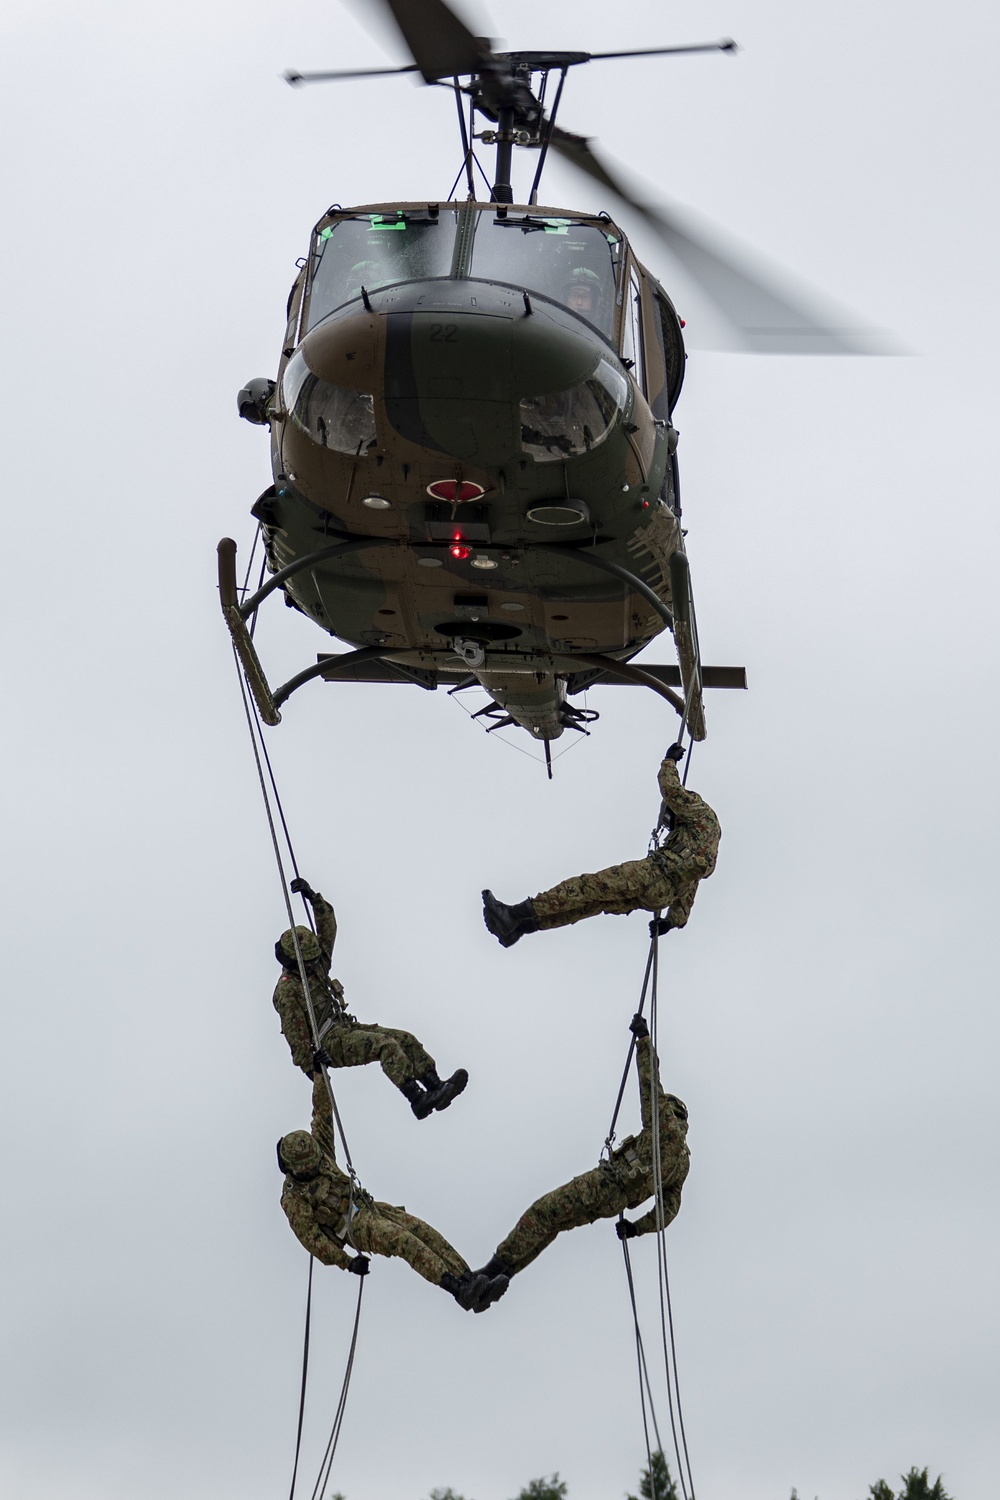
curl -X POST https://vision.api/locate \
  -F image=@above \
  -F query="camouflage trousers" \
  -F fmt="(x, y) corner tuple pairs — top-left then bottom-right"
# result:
(494, 1160), (651, 1276)
(350, 1200), (468, 1286)
(532, 856), (682, 930)
(323, 1022), (435, 1090)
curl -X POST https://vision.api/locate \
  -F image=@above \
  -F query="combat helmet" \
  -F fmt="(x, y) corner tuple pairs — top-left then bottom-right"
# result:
(278, 925), (322, 964)
(277, 1130), (323, 1176)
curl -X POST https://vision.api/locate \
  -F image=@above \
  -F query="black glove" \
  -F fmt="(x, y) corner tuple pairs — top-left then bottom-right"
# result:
(313, 1047), (333, 1070)
(629, 1013), (649, 1040)
(290, 877), (317, 901)
(347, 1254), (370, 1277)
(649, 915), (673, 939)
(616, 1219), (639, 1241)
(665, 742), (686, 763)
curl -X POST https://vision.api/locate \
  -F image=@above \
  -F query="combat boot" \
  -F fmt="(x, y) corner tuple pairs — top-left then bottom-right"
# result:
(473, 1273), (510, 1313)
(440, 1270), (489, 1311)
(400, 1078), (434, 1120)
(470, 1254), (512, 1282)
(482, 890), (539, 948)
(419, 1067), (469, 1113)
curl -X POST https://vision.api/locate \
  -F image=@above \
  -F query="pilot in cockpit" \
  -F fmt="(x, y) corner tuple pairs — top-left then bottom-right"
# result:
(562, 266), (604, 322)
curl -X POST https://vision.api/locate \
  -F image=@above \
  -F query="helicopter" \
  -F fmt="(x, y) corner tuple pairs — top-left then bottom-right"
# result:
(219, 0), (875, 770)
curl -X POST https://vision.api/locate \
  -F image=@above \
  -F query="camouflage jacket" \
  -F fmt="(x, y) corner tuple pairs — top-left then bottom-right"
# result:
(649, 757), (722, 928)
(280, 1073), (356, 1270)
(273, 894), (351, 1074)
(607, 1034), (690, 1235)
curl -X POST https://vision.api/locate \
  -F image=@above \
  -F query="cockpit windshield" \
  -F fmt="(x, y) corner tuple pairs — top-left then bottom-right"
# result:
(304, 210), (460, 331)
(469, 215), (620, 340)
(302, 208), (621, 342)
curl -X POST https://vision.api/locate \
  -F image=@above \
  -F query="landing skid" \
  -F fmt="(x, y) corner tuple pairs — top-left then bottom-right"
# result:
(218, 536), (746, 736)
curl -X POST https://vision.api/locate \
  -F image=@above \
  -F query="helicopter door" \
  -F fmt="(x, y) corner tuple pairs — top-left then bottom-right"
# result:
(620, 261), (646, 394)
(644, 283), (687, 418)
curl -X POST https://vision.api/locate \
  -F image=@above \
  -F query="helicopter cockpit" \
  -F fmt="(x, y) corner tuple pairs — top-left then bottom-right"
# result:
(468, 213), (619, 340)
(302, 206), (621, 344)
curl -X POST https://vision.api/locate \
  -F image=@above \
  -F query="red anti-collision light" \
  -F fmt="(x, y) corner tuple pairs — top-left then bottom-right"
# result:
(450, 543), (472, 560)
(427, 480), (486, 502)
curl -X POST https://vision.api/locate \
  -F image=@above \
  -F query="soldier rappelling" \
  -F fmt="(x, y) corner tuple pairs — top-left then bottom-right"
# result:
(275, 877), (468, 1118)
(481, 744), (721, 947)
(279, 1074), (510, 1312)
(470, 1015), (689, 1288)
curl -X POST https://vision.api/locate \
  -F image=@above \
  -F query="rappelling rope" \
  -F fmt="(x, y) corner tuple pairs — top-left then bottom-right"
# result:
(309, 1270), (365, 1500)
(232, 651), (359, 1175)
(612, 730), (699, 1500)
(231, 648), (367, 1500)
(605, 726), (692, 1146)
(287, 1256), (314, 1500)
(648, 943), (696, 1500)
(621, 1232), (668, 1491)
(612, 926), (695, 1500)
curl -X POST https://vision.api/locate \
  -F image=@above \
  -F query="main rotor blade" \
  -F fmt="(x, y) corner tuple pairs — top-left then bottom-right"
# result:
(373, 0), (489, 82)
(496, 40), (736, 70)
(548, 126), (881, 355)
(586, 39), (737, 63)
(285, 64), (420, 84)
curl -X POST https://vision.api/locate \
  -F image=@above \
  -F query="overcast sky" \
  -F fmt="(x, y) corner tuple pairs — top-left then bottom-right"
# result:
(1, 2), (998, 1499)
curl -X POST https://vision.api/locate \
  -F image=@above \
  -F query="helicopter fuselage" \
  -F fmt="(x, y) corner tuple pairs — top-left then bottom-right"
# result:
(248, 200), (700, 739)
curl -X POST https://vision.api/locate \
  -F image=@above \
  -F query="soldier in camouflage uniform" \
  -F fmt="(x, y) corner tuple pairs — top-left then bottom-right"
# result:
(278, 1073), (509, 1312)
(471, 1015), (689, 1285)
(482, 744), (720, 947)
(275, 877), (467, 1119)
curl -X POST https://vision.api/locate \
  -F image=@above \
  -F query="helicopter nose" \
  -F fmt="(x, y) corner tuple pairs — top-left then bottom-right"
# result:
(382, 286), (599, 463)
(383, 306), (513, 461)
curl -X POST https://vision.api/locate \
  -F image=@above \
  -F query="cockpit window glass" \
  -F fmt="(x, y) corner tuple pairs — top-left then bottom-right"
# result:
(304, 211), (460, 330)
(470, 215), (620, 341)
(621, 265), (645, 394)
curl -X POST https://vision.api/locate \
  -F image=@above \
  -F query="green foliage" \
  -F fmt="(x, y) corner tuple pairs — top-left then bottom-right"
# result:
(429, 1490), (469, 1500)
(898, 1469), (951, 1500)
(512, 1477), (567, 1500)
(865, 1468), (952, 1500)
(626, 1450), (679, 1500)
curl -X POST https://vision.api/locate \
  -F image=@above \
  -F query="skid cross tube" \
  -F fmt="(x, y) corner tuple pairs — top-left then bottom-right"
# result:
(534, 544), (675, 631)
(555, 652), (685, 717)
(238, 536), (396, 619)
(273, 646), (394, 709)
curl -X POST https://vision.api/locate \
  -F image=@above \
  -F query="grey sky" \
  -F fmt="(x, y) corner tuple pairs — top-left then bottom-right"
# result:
(1, 1), (997, 1498)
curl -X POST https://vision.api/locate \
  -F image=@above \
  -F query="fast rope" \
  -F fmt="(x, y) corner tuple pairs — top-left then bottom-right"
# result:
(230, 644), (367, 1499)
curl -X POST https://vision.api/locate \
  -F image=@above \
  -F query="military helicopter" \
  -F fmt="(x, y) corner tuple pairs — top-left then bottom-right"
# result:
(220, 0), (874, 769)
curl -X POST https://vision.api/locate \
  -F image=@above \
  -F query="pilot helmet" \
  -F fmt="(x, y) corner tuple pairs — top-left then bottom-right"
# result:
(562, 266), (603, 316)
(346, 259), (379, 298)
